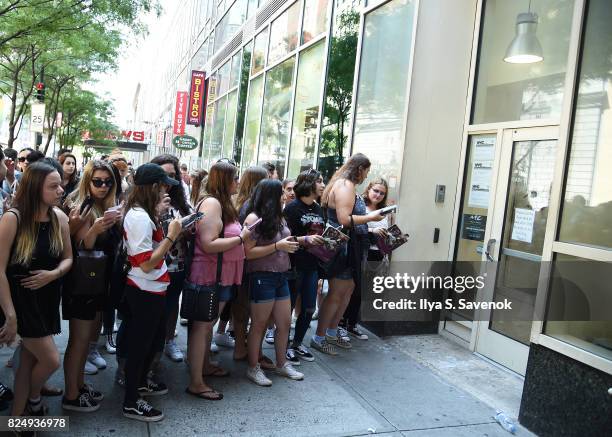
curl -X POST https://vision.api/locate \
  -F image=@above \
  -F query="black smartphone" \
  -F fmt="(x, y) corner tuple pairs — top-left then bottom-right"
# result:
(79, 197), (95, 215)
(181, 212), (204, 229)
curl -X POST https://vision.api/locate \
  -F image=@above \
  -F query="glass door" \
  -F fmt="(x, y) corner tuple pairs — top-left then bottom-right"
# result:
(475, 126), (559, 375)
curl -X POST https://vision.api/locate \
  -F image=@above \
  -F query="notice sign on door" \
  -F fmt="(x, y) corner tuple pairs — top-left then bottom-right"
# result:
(468, 137), (495, 209)
(461, 214), (487, 241)
(511, 208), (535, 243)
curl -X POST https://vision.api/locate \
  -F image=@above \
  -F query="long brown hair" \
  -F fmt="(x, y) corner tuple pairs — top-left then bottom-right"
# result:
(11, 162), (63, 266)
(362, 178), (388, 208)
(58, 152), (78, 187)
(125, 183), (162, 225)
(205, 161), (238, 224)
(321, 153), (371, 207)
(190, 169), (208, 206)
(235, 165), (268, 212)
(65, 160), (116, 219)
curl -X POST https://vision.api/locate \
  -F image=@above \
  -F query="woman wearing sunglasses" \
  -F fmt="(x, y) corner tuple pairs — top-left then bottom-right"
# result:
(61, 160), (121, 412)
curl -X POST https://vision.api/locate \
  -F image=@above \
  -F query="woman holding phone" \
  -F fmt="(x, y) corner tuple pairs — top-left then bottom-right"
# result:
(186, 160), (248, 400)
(121, 163), (181, 421)
(0, 161), (73, 417)
(62, 160), (121, 412)
(243, 179), (302, 386)
(310, 154), (384, 356)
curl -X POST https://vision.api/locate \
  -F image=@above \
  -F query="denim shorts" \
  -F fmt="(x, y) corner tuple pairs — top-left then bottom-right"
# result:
(217, 285), (235, 303)
(249, 272), (290, 304)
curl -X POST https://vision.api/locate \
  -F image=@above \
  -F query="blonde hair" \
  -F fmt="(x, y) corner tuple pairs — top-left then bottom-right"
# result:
(11, 162), (63, 266)
(66, 160), (116, 219)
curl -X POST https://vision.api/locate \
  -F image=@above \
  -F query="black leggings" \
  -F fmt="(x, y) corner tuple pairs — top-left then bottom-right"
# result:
(123, 286), (166, 405)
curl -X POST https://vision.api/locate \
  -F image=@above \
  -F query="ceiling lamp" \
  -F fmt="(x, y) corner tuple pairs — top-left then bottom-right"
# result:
(504, 1), (544, 64)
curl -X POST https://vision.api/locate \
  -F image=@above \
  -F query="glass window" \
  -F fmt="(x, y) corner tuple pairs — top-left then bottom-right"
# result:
(268, 1), (301, 64)
(352, 0), (416, 201)
(318, 8), (359, 181)
(288, 41), (326, 177)
(252, 28), (268, 75)
(472, 0), (575, 124)
(247, 0), (258, 19)
(218, 60), (231, 96)
(302, 0), (329, 44)
(230, 52), (241, 89)
(202, 102), (215, 158)
(558, 0), (612, 250)
(210, 95), (228, 162)
(192, 38), (209, 70)
(241, 75), (264, 169)
(258, 56), (296, 177)
(544, 254), (612, 361)
(234, 42), (252, 166)
(214, 0), (247, 53)
(222, 90), (238, 158)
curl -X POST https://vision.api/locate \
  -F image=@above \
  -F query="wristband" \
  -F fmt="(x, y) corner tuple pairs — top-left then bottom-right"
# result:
(304, 236), (309, 246)
(165, 236), (175, 245)
(274, 242), (278, 251)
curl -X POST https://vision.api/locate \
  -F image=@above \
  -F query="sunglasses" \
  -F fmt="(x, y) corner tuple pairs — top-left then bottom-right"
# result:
(371, 188), (386, 196)
(91, 178), (114, 188)
(17, 157), (27, 162)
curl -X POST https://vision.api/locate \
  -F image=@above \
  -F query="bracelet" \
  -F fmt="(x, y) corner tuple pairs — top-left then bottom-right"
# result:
(274, 242), (277, 251)
(304, 235), (309, 246)
(165, 236), (175, 245)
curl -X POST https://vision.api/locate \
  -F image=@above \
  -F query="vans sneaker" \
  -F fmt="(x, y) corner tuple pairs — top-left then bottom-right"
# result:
(275, 362), (304, 381)
(80, 383), (104, 402)
(62, 392), (100, 413)
(264, 328), (275, 344)
(138, 380), (168, 397)
(285, 348), (300, 366)
(310, 338), (338, 356)
(293, 345), (315, 362)
(123, 399), (163, 422)
(347, 325), (369, 340)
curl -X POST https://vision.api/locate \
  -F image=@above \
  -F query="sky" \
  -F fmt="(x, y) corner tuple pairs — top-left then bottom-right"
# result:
(90, 0), (177, 128)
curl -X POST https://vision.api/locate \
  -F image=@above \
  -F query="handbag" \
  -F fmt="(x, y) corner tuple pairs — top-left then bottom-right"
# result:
(69, 246), (108, 296)
(180, 228), (223, 322)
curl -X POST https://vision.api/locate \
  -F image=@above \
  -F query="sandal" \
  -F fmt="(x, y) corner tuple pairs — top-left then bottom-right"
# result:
(185, 387), (223, 401)
(203, 365), (230, 377)
(41, 386), (63, 397)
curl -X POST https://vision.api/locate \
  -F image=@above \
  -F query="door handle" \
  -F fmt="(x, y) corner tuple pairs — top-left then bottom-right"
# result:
(485, 238), (497, 262)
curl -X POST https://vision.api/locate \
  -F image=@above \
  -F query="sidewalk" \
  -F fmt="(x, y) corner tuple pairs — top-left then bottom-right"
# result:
(0, 323), (535, 436)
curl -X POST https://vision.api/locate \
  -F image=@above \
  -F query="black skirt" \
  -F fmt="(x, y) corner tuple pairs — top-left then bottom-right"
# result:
(10, 278), (61, 338)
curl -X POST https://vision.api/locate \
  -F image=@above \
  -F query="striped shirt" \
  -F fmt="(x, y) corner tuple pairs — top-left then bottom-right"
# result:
(124, 207), (170, 294)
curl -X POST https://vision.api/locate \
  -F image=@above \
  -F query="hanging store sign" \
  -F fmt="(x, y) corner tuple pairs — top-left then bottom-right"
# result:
(172, 135), (198, 151)
(187, 71), (206, 126)
(173, 91), (188, 135)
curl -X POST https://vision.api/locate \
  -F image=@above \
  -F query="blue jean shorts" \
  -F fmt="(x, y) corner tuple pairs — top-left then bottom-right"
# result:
(217, 285), (235, 302)
(249, 272), (290, 304)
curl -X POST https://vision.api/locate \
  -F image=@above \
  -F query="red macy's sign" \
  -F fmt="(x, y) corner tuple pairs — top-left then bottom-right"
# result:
(187, 71), (206, 126)
(173, 91), (188, 135)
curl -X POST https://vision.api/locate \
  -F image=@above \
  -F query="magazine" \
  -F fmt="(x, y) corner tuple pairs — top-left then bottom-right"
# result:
(306, 224), (350, 262)
(376, 224), (409, 255)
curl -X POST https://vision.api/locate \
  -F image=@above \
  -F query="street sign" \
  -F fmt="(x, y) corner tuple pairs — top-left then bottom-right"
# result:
(31, 103), (45, 133)
(172, 135), (198, 151)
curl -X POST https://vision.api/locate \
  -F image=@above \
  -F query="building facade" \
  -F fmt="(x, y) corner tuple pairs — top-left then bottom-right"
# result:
(132, 0), (611, 434)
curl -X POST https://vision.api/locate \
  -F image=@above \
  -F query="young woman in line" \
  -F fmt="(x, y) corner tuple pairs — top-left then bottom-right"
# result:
(189, 169), (208, 206)
(58, 153), (79, 203)
(232, 165), (270, 362)
(0, 161), (73, 416)
(150, 154), (193, 364)
(340, 178), (391, 340)
(310, 154), (383, 355)
(121, 163), (182, 422)
(62, 160), (122, 412)
(186, 161), (248, 399)
(243, 179), (303, 386)
(283, 169), (326, 364)
(281, 178), (296, 207)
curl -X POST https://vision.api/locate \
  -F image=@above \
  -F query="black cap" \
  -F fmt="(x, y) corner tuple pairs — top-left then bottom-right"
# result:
(134, 163), (180, 186)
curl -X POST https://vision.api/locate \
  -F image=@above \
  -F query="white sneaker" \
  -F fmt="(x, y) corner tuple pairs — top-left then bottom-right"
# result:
(246, 364), (272, 387)
(87, 345), (107, 369)
(84, 360), (98, 375)
(179, 318), (188, 326)
(276, 362), (304, 381)
(164, 340), (184, 362)
(214, 332), (235, 348)
(210, 341), (219, 353)
(290, 316), (297, 329)
(338, 327), (351, 342)
(105, 336), (116, 354)
(264, 328), (275, 344)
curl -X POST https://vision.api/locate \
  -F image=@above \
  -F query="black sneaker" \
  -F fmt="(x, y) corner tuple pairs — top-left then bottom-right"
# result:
(285, 348), (301, 366)
(26, 399), (48, 416)
(138, 380), (168, 396)
(293, 345), (315, 362)
(123, 399), (164, 422)
(80, 383), (104, 402)
(0, 381), (14, 402)
(62, 392), (100, 412)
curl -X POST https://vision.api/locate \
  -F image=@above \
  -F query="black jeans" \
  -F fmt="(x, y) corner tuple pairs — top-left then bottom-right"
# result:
(343, 249), (381, 327)
(123, 285), (166, 405)
(290, 270), (318, 347)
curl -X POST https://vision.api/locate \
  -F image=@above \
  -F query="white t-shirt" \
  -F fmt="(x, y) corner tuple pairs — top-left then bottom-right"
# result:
(124, 207), (170, 294)
(366, 205), (389, 251)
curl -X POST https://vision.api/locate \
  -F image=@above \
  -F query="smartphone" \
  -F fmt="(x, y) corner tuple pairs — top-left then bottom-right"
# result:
(376, 205), (397, 216)
(79, 197), (94, 215)
(181, 212), (204, 229)
(104, 209), (119, 221)
(246, 217), (262, 231)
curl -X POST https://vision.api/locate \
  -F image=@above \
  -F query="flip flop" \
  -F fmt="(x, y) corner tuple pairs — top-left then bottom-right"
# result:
(185, 388), (223, 401)
(41, 386), (63, 397)
(203, 365), (230, 377)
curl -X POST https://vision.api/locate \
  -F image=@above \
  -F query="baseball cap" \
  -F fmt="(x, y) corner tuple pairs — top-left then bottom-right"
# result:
(134, 163), (180, 186)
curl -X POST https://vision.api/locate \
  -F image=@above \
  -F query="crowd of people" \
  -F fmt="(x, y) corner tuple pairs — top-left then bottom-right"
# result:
(0, 146), (392, 423)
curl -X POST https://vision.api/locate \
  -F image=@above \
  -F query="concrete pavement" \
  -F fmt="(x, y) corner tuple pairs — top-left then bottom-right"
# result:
(0, 322), (535, 436)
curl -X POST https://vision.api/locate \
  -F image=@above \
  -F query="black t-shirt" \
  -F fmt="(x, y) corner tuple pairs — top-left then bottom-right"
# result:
(283, 198), (325, 271)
